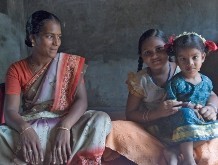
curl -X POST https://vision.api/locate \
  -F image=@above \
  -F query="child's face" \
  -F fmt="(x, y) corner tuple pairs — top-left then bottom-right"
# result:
(140, 36), (168, 70)
(176, 48), (205, 77)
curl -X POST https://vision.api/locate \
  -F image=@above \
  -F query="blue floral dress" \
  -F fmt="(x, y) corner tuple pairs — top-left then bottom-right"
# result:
(145, 72), (218, 146)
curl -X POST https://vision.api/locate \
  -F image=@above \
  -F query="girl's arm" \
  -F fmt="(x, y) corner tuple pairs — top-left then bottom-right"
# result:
(125, 93), (145, 123)
(126, 93), (182, 123)
(207, 91), (218, 109)
(199, 91), (218, 121)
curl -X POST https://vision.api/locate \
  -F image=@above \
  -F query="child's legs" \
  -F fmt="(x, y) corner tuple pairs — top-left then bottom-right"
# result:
(180, 142), (196, 165)
(163, 146), (180, 165)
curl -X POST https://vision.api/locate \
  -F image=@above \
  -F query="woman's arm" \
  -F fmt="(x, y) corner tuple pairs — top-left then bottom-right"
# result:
(4, 94), (43, 164)
(58, 78), (88, 129)
(4, 94), (30, 132)
(50, 78), (88, 164)
(126, 93), (182, 123)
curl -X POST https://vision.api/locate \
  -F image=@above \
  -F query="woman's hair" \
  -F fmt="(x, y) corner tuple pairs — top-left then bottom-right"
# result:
(137, 29), (167, 72)
(25, 10), (61, 47)
(168, 34), (207, 57)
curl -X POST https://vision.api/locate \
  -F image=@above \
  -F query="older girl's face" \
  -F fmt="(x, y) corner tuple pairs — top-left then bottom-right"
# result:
(140, 36), (168, 70)
(32, 20), (62, 58)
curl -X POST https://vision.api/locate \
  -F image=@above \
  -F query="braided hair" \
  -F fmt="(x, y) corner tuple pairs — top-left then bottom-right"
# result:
(137, 29), (167, 72)
(25, 10), (61, 47)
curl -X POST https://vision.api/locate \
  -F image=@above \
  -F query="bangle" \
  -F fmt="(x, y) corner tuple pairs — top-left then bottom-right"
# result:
(20, 126), (32, 135)
(143, 110), (150, 122)
(57, 126), (70, 131)
(146, 110), (150, 122)
(187, 101), (191, 107)
(143, 111), (146, 121)
(207, 103), (218, 113)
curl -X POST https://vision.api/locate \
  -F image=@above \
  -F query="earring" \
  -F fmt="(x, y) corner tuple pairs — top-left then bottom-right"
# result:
(31, 41), (35, 47)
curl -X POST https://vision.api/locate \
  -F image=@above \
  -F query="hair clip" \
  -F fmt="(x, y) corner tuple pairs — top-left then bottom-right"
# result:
(175, 32), (206, 43)
(205, 40), (218, 51)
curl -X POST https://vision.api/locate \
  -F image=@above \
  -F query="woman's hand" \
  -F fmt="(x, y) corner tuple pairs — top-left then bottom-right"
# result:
(199, 105), (217, 121)
(49, 128), (71, 164)
(47, 79), (86, 164)
(158, 100), (182, 118)
(20, 127), (44, 164)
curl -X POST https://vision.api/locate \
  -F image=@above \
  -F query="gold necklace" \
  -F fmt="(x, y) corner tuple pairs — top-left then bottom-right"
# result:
(149, 63), (171, 88)
(29, 56), (38, 73)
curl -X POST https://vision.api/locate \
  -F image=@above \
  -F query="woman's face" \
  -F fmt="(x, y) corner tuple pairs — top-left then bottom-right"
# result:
(176, 47), (205, 77)
(32, 20), (62, 58)
(140, 36), (168, 70)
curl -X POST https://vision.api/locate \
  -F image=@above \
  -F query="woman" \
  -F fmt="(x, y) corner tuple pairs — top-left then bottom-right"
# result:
(0, 10), (111, 165)
(104, 29), (218, 165)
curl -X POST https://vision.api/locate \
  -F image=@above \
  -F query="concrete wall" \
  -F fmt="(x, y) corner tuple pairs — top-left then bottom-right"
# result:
(1, 0), (218, 110)
(0, 0), (26, 82)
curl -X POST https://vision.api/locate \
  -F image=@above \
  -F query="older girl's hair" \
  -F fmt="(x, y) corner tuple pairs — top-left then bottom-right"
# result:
(137, 29), (167, 72)
(25, 10), (61, 47)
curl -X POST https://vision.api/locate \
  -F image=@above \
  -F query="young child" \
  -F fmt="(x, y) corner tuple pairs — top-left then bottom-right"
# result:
(165, 32), (218, 165)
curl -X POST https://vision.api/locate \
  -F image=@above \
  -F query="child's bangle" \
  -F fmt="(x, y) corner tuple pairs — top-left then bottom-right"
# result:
(207, 103), (218, 113)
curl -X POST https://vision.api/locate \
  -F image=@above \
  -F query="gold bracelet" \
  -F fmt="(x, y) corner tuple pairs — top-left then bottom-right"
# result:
(20, 126), (32, 135)
(57, 126), (70, 131)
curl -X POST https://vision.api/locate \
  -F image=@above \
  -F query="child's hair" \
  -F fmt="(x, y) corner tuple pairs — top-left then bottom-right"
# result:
(137, 29), (167, 72)
(167, 33), (207, 57)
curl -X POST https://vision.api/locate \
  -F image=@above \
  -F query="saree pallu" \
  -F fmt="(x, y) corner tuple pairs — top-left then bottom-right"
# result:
(0, 53), (111, 165)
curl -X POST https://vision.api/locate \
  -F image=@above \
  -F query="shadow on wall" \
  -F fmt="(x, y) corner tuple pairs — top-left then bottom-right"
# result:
(0, 13), (21, 83)
(201, 50), (218, 95)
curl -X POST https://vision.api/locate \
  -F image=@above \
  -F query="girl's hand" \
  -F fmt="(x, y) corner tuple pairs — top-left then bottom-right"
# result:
(194, 104), (203, 110)
(20, 127), (44, 164)
(199, 105), (217, 121)
(158, 100), (182, 118)
(49, 127), (71, 164)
